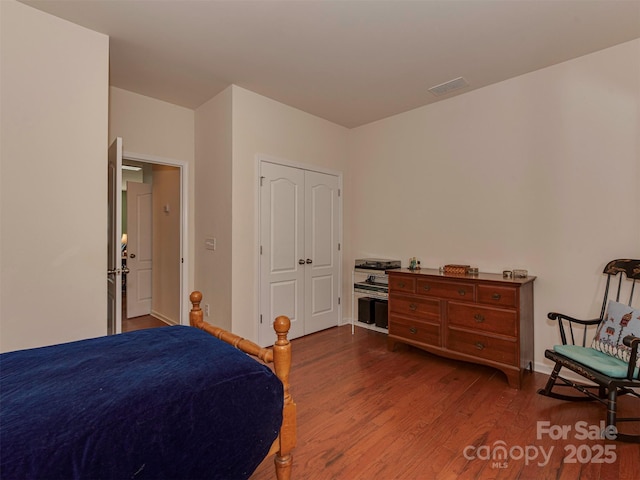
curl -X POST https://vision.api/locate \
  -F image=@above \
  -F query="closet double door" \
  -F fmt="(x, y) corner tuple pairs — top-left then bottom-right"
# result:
(259, 161), (340, 344)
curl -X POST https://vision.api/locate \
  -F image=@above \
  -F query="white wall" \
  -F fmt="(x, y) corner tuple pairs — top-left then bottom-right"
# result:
(347, 39), (640, 373)
(109, 87), (195, 163)
(194, 87), (233, 331)
(0, 1), (109, 352)
(109, 87), (195, 322)
(151, 165), (182, 324)
(231, 86), (349, 341)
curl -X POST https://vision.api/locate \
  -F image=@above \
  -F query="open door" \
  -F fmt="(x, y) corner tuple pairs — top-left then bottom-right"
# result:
(107, 137), (123, 335)
(126, 181), (153, 318)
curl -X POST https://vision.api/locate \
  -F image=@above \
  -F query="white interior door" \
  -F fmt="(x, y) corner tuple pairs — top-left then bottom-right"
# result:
(107, 137), (123, 335)
(259, 161), (340, 344)
(304, 171), (340, 334)
(260, 163), (305, 342)
(126, 181), (153, 318)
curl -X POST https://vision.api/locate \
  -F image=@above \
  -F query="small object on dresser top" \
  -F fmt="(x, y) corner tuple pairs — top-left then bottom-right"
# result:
(503, 270), (513, 278)
(443, 264), (470, 274)
(513, 269), (528, 278)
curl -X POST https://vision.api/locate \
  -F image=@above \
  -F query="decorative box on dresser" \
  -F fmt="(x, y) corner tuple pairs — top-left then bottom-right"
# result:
(387, 269), (535, 389)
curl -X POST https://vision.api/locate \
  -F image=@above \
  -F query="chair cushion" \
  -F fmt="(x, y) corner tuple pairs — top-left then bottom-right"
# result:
(590, 300), (640, 368)
(554, 344), (639, 378)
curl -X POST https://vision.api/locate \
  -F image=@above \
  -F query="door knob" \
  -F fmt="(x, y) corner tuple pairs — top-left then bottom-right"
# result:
(129, 253), (136, 259)
(298, 259), (305, 265)
(306, 259), (312, 264)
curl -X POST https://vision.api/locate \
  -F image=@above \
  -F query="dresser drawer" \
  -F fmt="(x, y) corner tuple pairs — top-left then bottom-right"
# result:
(446, 329), (518, 365)
(416, 278), (475, 301)
(389, 294), (440, 321)
(388, 275), (416, 293)
(477, 284), (517, 308)
(389, 316), (440, 346)
(448, 302), (517, 337)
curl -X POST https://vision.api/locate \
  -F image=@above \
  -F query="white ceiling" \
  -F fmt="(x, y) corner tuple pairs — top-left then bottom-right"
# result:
(21, 0), (640, 128)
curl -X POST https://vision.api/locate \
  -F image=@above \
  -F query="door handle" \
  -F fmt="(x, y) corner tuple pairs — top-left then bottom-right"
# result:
(107, 268), (120, 275)
(121, 266), (130, 275)
(298, 259), (305, 265)
(129, 253), (136, 259)
(306, 259), (312, 264)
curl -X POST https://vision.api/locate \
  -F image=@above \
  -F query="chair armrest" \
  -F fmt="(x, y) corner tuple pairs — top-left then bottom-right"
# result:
(623, 335), (639, 380)
(547, 312), (601, 326)
(547, 312), (601, 346)
(623, 335), (640, 349)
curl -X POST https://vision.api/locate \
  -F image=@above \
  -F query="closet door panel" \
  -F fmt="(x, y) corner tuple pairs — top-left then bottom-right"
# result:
(260, 163), (305, 342)
(304, 171), (340, 334)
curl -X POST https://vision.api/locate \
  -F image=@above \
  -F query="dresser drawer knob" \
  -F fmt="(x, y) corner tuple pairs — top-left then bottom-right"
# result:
(473, 313), (485, 323)
(398, 281), (405, 288)
(458, 289), (466, 296)
(409, 327), (418, 334)
(422, 284), (431, 291)
(492, 293), (502, 300)
(475, 342), (485, 350)
(409, 303), (417, 311)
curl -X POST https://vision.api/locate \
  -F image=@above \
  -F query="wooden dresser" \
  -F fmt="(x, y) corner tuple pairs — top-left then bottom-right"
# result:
(387, 268), (535, 388)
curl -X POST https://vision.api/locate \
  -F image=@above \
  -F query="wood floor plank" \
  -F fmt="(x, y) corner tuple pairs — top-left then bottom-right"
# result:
(250, 325), (639, 480)
(122, 314), (168, 332)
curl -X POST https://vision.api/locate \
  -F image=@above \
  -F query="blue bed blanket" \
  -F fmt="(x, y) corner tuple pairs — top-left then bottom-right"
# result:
(0, 326), (283, 479)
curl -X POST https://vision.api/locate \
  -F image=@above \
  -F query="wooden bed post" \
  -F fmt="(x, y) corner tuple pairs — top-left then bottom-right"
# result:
(189, 292), (296, 480)
(189, 291), (203, 328)
(272, 315), (296, 480)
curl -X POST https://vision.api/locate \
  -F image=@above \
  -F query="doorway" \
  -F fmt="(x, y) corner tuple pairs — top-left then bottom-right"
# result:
(121, 153), (188, 330)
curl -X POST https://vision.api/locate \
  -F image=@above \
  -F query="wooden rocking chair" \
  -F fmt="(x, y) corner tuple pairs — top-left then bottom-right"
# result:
(538, 259), (640, 443)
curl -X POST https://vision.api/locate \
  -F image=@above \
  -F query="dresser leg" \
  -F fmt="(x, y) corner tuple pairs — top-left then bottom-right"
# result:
(504, 369), (523, 389)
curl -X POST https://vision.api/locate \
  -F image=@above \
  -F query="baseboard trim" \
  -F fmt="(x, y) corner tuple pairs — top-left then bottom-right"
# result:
(151, 310), (177, 326)
(534, 360), (598, 385)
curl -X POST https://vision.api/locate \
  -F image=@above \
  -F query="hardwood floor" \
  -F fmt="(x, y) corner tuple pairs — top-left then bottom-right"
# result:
(251, 325), (639, 480)
(122, 314), (168, 332)
(121, 290), (168, 332)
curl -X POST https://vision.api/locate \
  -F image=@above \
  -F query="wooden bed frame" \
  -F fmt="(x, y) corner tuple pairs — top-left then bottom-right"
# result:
(189, 291), (296, 480)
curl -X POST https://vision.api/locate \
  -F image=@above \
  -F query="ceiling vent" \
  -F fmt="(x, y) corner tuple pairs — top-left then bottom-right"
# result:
(428, 77), (469, 96)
